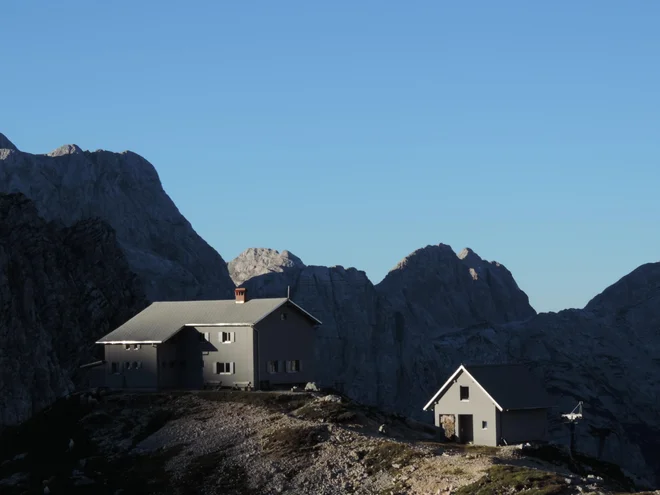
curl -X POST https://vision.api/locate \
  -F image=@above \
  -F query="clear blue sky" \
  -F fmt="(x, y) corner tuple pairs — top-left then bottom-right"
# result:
(2, 1), (659, 313)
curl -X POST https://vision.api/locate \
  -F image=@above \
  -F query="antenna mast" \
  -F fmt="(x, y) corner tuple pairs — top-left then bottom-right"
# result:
(561, 401), (584, 457)
(287, 285), (290, 299)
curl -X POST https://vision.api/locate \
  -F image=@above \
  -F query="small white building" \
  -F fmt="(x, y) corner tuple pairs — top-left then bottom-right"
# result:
(423, 364), (552, 446)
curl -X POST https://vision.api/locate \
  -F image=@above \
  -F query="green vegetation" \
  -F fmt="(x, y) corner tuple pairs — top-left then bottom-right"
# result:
(454, 465), (571, 495)
(520, 444), (636, 492)
(362, 441), (422, 475)
(292, 400), (357, 423)
(263, 425), (329, 458)
(444, 466), (467, 476)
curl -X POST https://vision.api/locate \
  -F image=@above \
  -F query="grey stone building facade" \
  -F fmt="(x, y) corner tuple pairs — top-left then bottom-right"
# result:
(423, 364), (552, 446)
(96, 288), (321, 390)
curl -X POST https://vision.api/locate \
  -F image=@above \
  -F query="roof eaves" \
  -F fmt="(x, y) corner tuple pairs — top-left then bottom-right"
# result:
(249, 299), (288, 326)
(250, 298), (323, 327)
(422, 365), (465, 411)
(95, 340), (163, 344)
(185, 323), (254, 327)
(422, 364), (505, 412)
(462, 367), (504, 412)
(287, 299), (323, 325)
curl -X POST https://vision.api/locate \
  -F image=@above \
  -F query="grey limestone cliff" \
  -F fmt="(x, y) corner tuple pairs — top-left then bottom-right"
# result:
(0, 192), (147, 426)
(228, 245), (536, 415)
(230, 246), (660, 487)
(0, 134), (234, 302)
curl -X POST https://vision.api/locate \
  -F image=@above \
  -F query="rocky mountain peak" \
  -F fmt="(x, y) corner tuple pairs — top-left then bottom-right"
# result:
(47, 144), (83, 157)
(0, 132), (18, 151)
(228, 248), (306, 286)
(0, 137), (235, 302)
(376, 243), (536, 330)
(584, 261), (660, 315)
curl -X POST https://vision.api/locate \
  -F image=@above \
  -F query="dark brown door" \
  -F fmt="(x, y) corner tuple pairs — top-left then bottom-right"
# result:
(458, 414), (474, 443)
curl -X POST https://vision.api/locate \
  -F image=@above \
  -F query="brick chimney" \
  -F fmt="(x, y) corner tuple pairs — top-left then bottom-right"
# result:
(235, 287), (247, 304)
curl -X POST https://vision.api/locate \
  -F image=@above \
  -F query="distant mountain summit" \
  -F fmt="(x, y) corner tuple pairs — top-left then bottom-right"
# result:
(0, 133), (235, 301)
(0, 132), (18, 151)
(376, 243), (536, 330)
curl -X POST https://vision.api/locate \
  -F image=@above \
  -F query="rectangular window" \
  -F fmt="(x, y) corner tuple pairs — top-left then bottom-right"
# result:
(220, 331), (234, 343)
(125, 362), (131, 370)
(215, 362), (233, 374)
(111, 362), (118, 374)
(201, 360), (205, 368)
(125, 344), (130, 350)
(268, 360), (279, 373)
(482, 421), (488, 429)
(136, 361), (143, 369)
(286, 360), (300, 373)
(460, 386), (470, 401)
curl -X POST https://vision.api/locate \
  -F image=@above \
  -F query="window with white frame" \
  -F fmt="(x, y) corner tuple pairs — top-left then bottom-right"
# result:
(460, 386), (470, 401)
(111, 362), (119, 374)
(215, 362), (234, 374)
(268, 360), (279, 373)
(286, 360), (301, 373)
(220, 331), (234, 343)
(482, 421), (488, 429)
(202, 332), (210, 342)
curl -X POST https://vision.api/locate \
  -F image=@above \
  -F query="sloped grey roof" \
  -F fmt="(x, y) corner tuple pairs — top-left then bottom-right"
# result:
(465, 364), (552, 410)
(96, 297), (318, 343)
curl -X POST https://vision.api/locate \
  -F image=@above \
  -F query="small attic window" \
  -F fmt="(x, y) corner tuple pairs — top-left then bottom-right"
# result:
(460, 386), (470, 401)
(281, 312), (287, 321)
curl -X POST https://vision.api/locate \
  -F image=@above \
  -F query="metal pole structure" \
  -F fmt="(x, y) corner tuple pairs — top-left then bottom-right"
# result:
(562, 401), (583, 459)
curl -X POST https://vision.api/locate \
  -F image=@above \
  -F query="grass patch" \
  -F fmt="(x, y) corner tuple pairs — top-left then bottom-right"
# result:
(454, 465), (571, 495)
(444, 466), (467, 476)
(362, 441), (422, 475)
(199, 390), (314, 413)
(520, 444), (636, 492)
(263, 425), (329, 458)
(292, 400), (357, 424)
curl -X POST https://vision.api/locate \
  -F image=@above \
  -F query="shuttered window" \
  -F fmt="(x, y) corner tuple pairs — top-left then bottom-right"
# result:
(215, 362), (234, 374)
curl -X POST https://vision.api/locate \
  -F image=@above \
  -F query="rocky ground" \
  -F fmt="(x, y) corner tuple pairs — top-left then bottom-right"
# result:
(0, 389), (656, 495)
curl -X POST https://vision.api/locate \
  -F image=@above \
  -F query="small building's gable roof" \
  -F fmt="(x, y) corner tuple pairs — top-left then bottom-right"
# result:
(96, 297), (321, 344)
(423, 364), (551, 412)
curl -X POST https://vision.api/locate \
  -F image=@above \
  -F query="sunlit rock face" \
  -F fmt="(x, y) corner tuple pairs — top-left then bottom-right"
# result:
(0, 134), (235, 302)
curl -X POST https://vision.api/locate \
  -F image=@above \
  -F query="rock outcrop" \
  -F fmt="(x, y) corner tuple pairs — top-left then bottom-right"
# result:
(0, 193), (147, 425)
(0, 134), (234, 302)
